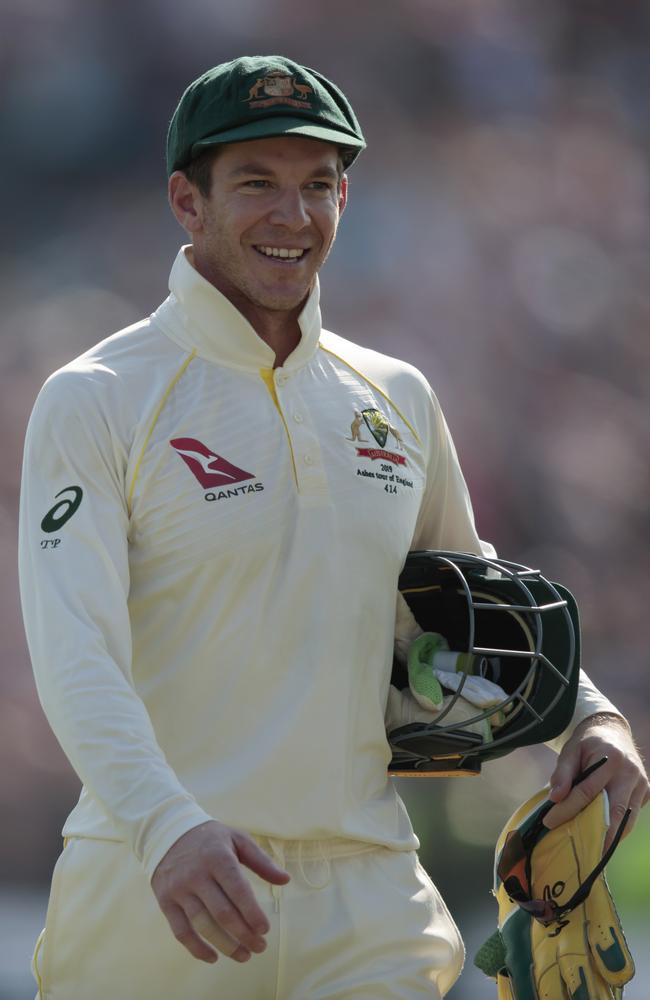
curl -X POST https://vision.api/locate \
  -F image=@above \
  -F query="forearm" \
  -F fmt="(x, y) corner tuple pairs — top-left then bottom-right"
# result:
(545, 669), (625, 755)
(30, 631), (214, 877)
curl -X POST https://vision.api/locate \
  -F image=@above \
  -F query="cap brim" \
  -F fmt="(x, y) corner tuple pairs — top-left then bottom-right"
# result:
(191, 115), (365, 164)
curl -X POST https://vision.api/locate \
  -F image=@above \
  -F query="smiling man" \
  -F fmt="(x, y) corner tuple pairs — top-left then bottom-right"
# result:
(19, 55), (648, 1000)
(169, 134), (347, 364)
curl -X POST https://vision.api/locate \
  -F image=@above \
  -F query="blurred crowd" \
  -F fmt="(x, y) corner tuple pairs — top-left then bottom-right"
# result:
(1, 0), (648, 905)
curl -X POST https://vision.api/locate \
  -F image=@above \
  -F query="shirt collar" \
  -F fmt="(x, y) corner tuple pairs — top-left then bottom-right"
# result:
(152, 245), (322, 372)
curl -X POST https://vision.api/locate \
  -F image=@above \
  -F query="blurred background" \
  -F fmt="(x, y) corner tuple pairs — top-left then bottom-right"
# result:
(1, 0), (649, 996)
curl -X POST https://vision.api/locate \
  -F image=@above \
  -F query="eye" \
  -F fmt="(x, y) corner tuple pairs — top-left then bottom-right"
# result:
(307, 181), (334, 191)
(243, 179), (271, 189)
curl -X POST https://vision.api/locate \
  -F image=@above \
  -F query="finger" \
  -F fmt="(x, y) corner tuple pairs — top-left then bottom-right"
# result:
(234, 833), (291, 886)
(163, 901), (218, 964)
(536, 959), (568, 999)
(549, 751), (612, 804)
(548, 752), (578, 803)
(496, 971), (515, 1000)
(585, 880), (635, 988)
(559, 954), (612, 1000)
(603, 805), (636, 854)
(197, 881), (267, 955)
(189, 906), (251, 963)
(210, 849), (276, 935)
(603, 782), (647, 852)
(547, 742), (592, 803)
(543, 770), (610, 830)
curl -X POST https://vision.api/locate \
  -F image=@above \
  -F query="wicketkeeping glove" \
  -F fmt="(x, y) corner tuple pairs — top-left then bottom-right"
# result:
(475, 767), (634, 999)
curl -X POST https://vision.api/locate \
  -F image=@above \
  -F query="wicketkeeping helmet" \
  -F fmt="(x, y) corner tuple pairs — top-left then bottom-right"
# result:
(388, 550), (580, 776)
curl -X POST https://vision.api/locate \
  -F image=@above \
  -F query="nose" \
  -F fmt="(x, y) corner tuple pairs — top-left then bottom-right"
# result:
(266, 186), (310, 231)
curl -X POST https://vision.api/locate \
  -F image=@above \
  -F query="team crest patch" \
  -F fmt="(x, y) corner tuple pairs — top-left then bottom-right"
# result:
(244, 70), (313, 109)
(347, 409), (406, 466)
(362, 408), (389, 447)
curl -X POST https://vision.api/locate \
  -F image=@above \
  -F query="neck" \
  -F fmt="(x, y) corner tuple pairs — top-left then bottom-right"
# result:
(234, 300), (303, 369)
(191, 252), (304, 369)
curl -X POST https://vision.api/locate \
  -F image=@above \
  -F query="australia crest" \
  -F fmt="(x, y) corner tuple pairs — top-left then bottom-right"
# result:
(348, 408), (406, 465)
(244, 70), (313, 109)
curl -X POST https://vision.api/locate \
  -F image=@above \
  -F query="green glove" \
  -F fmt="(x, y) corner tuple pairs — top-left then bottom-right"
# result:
(407, 632), (447, 709)
(475, 779), (635, 999)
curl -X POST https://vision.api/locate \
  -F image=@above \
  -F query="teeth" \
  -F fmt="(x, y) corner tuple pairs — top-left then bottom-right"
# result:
(256, 245), (305, 259)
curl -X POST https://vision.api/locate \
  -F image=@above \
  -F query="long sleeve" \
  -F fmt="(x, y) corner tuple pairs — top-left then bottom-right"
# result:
(18, 371), (213, 880)
(409, 384), (495, 559)
(400, 383), (624, 752)
(544, 670), (623, 754)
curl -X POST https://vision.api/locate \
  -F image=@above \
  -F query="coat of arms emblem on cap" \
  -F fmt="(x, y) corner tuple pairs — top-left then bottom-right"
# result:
(244, 70), (313, 109)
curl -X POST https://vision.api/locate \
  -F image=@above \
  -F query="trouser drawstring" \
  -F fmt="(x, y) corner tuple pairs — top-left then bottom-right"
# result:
(267, 838), (286, 912)
(296, 839), (332, 890)
(265, 837), (333, 910)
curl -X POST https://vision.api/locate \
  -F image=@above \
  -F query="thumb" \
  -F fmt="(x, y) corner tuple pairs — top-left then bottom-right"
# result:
(233, 833), (291, 885)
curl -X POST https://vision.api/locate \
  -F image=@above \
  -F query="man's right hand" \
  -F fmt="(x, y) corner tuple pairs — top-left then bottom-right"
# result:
(150, 819), (290, 964)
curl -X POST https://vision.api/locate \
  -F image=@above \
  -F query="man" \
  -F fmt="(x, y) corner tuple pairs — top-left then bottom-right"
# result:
(19, 55), (648, 999)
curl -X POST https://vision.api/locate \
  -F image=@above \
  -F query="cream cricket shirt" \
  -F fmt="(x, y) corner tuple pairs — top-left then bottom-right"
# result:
(19, 247), (617, 881)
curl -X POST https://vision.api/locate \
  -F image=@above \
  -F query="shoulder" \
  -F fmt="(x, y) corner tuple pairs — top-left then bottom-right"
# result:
(31, 315), (187, 426)
(318, 329), (432, 399)
(318, 330), (439, 430)
(317, 330), (449, 450)
(43, 315), (186, 395)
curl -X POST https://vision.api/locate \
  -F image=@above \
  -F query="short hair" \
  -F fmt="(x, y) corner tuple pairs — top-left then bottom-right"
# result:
(182, 148), (219, 198)
(182, 146), (346, 198)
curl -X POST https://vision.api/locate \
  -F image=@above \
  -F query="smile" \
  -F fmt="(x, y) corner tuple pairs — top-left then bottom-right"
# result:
(253, 245), (309, 262)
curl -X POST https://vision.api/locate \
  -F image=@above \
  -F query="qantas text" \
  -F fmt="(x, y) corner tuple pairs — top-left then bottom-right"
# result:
(204, 483), (265, 502)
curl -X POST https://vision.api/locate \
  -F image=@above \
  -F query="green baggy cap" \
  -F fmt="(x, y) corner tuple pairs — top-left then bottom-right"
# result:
(167, 55), (366, 176)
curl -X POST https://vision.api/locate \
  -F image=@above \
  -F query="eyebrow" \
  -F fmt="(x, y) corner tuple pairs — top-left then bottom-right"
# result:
(229, 162), (339, 181)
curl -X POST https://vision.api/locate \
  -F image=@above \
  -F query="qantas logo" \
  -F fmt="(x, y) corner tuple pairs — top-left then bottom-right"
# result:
(170, 438), (257, 489)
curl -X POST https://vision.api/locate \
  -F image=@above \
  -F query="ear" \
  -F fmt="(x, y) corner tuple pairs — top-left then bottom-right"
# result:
(338, 174), (348, 216)
(168, 171), (205, 234)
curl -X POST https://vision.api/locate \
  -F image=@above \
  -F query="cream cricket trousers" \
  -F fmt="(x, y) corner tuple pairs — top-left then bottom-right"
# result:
(32, 835), (464, 999)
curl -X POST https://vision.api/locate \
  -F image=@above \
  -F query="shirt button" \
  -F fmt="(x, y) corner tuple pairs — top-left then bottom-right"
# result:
(293, 412), (304, 424)
(276, 373), (288, 385)
(303, 454), (313, 465)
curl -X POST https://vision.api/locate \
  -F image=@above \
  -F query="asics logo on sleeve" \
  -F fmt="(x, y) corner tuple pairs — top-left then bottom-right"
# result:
(170, 437), (256, 489)
(41, 486), (83, 533)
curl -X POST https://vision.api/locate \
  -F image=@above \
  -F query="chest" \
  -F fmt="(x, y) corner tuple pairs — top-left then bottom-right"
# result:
(127, 359), (427, 571)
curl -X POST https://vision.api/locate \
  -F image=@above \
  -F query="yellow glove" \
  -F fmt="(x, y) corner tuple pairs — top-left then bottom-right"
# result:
(475, 776), (635, 999)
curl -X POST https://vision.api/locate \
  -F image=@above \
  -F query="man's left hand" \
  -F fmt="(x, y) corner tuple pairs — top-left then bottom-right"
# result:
(544, 713), (650, 851)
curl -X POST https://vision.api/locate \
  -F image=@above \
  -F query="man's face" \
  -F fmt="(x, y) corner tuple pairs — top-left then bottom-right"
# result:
(190, 136), (347, 314)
